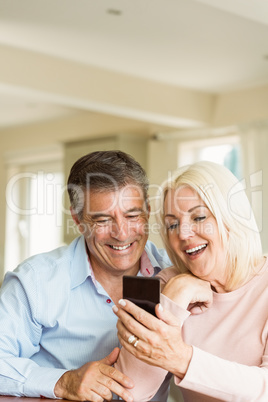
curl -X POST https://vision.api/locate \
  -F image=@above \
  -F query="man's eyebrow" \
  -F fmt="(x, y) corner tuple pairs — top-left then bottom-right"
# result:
(125, 207), (144, 213)
(86, 213), (111, 220)
(86, 208), (145, 219)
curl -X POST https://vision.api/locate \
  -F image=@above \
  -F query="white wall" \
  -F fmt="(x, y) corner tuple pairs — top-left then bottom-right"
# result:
(0, 111), (160, 279)
(2, 85), (268, 279)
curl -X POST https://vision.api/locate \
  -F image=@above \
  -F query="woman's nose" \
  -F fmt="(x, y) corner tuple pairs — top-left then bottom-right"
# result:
(178, 222), (195, 240)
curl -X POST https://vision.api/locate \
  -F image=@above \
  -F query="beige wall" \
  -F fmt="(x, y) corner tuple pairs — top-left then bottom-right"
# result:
(0, 110), (173, 279)
(1, 51), (268, 279)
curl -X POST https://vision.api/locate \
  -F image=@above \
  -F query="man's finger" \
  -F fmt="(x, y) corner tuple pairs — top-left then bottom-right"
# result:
(99, 362), (134, 389)
(100, 347), (120, 366)
(100, 347), (134, 388)
(99, 364), (134, 402)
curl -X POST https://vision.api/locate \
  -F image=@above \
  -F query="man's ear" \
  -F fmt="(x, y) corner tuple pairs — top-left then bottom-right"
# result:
(70, 208), (85, 234)
(147, 201), (151, 218)
(70, 207), (80, 226)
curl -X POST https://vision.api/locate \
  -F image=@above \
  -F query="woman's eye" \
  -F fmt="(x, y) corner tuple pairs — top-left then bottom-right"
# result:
(194, 215), (206, 222)
(167, 222), (179, 231)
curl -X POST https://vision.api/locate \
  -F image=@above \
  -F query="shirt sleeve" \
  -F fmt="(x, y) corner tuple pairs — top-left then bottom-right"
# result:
(176, 345), (268, 401)
(0, 265), (66, 398)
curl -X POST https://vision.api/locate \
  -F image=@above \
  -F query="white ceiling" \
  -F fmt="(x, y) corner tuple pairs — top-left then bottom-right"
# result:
(1, 0), (268, 128)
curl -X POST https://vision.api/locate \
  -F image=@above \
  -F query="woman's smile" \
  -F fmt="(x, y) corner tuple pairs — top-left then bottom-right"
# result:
(164, 186), (227, 287)
(184, 243), (208, 257)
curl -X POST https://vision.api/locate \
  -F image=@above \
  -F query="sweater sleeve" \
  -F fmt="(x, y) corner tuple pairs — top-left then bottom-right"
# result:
(114, 294), (190, 401)
(176, 344), (268, 401)
(115, 349), (168, 402)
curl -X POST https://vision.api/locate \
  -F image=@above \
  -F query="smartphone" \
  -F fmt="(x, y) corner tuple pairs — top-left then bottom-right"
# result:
(123, 276), (160, 317)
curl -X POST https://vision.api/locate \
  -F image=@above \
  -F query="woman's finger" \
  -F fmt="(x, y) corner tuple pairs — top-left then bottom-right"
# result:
(115, 307), (154, 346)
(155, 304), (182, 327)
(188, 302), (210, 315)
(116, 319), (151, 362)
(115, 299), (160, 331)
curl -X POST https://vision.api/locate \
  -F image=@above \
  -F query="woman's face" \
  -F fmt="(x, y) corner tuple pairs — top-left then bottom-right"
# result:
(164, 185), (227, 288)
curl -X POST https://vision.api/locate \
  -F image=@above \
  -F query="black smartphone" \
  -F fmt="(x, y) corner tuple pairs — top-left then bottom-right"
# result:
(123, 276), (160, 317)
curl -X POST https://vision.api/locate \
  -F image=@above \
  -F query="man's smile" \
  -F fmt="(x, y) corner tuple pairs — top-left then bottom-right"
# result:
(108, 243), (133, 251)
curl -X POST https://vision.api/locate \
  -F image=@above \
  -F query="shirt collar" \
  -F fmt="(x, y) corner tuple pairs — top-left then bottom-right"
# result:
(70, 236), (157, 290)
(70, 236), (91, 289)
(139, 250), (155, 277)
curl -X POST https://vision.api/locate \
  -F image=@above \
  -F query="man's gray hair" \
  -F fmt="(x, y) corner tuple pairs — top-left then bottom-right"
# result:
(67, 150), (149, 218)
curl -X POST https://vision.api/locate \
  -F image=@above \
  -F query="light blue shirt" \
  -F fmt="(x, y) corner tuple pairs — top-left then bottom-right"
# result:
(0, 236), (171, 399)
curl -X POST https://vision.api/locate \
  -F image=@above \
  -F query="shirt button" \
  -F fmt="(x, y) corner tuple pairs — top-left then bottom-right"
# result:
(106, 298), (112, 303)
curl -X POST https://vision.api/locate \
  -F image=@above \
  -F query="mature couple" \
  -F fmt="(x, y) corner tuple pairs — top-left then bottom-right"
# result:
(0, 150), (267, 401)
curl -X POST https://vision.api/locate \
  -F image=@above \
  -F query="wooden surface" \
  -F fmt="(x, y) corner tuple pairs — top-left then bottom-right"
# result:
(0, 398), (121, 402)
(0, 398), (119, 402)
(0, 395), (157, 402)
(0, 397), (157, 402)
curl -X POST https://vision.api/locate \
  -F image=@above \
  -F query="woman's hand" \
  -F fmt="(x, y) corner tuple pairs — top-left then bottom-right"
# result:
(113, 300), (193, 379)
(162, 273), (213, 314)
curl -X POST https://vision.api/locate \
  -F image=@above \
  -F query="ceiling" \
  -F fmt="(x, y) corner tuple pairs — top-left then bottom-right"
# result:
(1, 0), (268, 129)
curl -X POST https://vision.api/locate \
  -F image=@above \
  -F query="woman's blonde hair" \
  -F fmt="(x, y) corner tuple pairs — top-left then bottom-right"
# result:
(157, 161), (263, 291)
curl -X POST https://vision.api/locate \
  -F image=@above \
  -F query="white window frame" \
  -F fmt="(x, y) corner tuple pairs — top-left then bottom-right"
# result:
(4, 145), (64, 273)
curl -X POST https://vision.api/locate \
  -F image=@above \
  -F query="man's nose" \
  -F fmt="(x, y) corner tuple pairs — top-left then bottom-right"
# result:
(110, 218), (130, 240)
(178, 222), (195, 240)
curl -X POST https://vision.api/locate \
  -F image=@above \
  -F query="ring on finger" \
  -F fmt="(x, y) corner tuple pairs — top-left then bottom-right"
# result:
(128, 334), (137, 344)
(133, 339), (139, 348)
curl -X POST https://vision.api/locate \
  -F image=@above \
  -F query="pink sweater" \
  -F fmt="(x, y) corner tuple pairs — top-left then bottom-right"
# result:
(115, 259), (268, 401)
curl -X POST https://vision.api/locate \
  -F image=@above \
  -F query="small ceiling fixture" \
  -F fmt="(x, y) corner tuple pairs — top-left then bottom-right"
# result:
(107, 8), (122, 16)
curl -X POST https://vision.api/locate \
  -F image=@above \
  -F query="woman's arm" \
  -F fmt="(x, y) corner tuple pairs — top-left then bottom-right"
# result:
(113, 298), (192, 402)
(114, 299), (268, 402)
(178, 344), (268, 401)
(113, 271), (213, 401)
(158, 270), (213, 314)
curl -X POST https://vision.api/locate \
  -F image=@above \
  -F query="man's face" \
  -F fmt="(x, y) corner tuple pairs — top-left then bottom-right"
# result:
(76, 185), (149, 276)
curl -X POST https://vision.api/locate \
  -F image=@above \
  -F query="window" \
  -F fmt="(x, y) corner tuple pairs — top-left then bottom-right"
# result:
(178, 135), (241, 179)
(4, 147), (64, 272)
(25, 168), (64, 257)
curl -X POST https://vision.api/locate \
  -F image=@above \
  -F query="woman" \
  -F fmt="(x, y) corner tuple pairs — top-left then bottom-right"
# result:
(112, 161), (268, 402)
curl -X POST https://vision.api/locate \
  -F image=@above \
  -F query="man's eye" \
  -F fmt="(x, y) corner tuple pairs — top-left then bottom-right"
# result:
(95, 218), (112, 226)
(127, 214), (140, 219)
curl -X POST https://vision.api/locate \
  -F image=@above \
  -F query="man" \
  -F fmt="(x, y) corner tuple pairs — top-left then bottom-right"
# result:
(0, 151), (171, 401)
